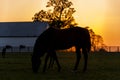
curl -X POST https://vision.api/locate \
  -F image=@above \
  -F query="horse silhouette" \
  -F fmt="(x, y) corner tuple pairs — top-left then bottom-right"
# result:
(31, 27), (91, 73)
(19, 45), (26, 52)
(2, 48), (6, 58)
(2, 45), (13, 58)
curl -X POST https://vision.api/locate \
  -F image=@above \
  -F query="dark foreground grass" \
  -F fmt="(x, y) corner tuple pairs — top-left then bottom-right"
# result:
(0, 52), (120, 80)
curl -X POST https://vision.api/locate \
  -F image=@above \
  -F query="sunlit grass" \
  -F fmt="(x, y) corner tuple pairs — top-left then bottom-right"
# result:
(0, 52), (120, 80)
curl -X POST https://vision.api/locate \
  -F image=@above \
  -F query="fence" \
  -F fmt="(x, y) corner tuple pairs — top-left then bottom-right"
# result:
(101, 46), (120, 52)
(63, 46), (120, 53)
(0, 46), (33, 53)
(0, 46), (120, 53)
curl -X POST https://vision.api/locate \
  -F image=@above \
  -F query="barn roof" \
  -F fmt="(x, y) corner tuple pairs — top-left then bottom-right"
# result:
(0, 21), (48, 37)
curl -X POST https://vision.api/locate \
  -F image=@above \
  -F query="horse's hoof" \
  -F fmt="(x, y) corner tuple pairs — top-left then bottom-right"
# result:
(58, 67), (61, 72)
(58, 69), (61, 72)
(42, 70), (46, 73)
(33, 71), (38, 74)
(71, 70), (80, 73)
(82, 70), (87, 73)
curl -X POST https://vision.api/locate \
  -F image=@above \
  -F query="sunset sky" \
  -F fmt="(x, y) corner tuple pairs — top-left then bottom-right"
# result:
(0, 0), (120, 46)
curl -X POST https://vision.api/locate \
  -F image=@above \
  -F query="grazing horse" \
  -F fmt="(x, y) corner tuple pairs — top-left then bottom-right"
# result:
(2, 45), (13, 58)
(19, 45), (26, 52)
(31, 27), (91, 73)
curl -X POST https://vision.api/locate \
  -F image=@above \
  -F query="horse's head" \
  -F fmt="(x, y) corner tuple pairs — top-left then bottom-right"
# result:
(31, 54), (41, 73)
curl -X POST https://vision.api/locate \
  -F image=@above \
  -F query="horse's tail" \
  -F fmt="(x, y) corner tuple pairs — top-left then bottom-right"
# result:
(87, 38), (91, 53)
(86, 29), (91, 53)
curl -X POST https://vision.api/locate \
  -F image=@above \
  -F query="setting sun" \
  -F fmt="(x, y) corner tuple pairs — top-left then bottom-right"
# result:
(0, 0), (120, 46)
(72, 0), (107, 33)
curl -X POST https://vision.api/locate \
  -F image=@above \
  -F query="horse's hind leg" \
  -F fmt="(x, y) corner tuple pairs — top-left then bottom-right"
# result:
(82, 48), (88, 72)
(73, 47), (81, 72)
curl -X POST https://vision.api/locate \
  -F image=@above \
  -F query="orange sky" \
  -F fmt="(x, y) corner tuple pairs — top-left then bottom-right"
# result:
(0, 0), (120, 46)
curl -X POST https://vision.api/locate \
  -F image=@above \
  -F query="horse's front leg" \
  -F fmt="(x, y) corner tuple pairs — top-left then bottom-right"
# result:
(49, 50), (61, 71)
(48, 54), (54, 69)
(73, 47), (81, 72)
(43, 51), (61, 72)
(52, 51), (61, 72)
(82, 48), (88, 72)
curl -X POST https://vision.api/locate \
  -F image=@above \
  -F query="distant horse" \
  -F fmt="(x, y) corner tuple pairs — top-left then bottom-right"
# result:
(19, 45), (26, 52)
(2, 45), (13, 58)
(2, 48), (6, 58)
(31, 27), (91, 73)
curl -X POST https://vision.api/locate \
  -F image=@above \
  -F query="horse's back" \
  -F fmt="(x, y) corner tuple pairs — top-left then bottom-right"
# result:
(35, 27), (91, 51)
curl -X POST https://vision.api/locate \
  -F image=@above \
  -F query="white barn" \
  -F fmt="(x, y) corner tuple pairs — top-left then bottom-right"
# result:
(0, 21), (49, 48)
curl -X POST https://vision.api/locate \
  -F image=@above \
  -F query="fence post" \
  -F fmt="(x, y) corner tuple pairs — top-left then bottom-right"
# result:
(117, 46), (119, 52)
(109, 46), (111, 52)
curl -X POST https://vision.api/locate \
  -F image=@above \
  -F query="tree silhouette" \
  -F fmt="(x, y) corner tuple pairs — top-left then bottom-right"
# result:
(32, 0), (77, 28)
(86, 27), (104, 51)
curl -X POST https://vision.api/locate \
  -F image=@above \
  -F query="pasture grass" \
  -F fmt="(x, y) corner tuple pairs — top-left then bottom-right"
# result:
(0, 52), (120, 80)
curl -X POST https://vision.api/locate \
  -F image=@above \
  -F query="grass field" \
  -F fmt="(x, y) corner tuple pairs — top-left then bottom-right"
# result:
(0, 52), (120, 80)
